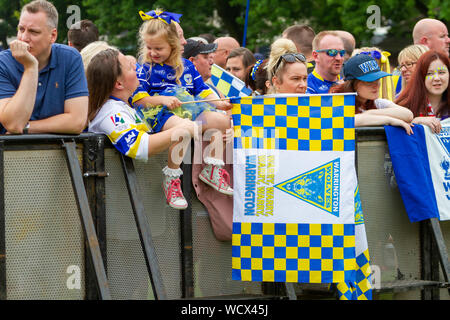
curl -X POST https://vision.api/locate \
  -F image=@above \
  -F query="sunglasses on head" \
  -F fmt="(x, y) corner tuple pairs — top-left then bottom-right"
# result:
(274, 53), (306, 73)
(316, 49), (346, 57)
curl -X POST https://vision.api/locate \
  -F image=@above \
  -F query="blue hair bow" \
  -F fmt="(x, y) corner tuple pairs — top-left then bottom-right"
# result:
(360, 50), (381, 60)
(250, 59), (264, 80)
(139, 10), (182, 24)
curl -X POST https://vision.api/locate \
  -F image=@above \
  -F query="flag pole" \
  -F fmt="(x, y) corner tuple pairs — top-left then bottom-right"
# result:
(242, 0), (250, 47)
(180, 97), (237, 105)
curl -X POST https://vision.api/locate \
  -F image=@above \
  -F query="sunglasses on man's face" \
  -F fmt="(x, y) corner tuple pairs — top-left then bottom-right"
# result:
(316, 49), (346, 57)
(274, 53), (306, 73)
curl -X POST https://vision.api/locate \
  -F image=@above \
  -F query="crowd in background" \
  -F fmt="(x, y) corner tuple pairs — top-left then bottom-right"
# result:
(1, 0), (449, 211)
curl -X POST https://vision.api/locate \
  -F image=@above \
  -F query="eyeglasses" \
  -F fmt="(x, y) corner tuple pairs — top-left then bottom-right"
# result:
(274, 53), (306, 73)
(398, 61), (416, 71)
(316, 49), (346, 57)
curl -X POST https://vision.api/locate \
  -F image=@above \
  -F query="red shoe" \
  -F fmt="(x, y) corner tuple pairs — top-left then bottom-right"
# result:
(199, 164), (233, 196)
(163, 177), (188, 210)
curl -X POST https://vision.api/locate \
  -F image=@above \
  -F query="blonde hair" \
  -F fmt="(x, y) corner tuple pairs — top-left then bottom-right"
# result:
(267, 38), (304, 89)
(352, 47), (395, 100)
(22, 0), (58, 29)
(398, 44), (429, 90)
(138, 10), (184, 84)
(81, 41), (116, 72)
(312, 30), (341, 51)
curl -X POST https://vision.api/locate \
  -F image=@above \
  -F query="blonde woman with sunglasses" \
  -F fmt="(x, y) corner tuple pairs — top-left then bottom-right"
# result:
(267, 38), (308, 94)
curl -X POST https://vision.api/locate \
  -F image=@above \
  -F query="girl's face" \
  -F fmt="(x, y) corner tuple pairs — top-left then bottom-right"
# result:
(355, 79), (380, 102)
(117, 53), (139, 95)
(273, 62), (308, 94)
(424, 59), (449, 97)
(145, 34), (172, 64)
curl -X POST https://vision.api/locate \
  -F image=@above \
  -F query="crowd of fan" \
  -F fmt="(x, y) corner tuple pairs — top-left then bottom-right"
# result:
(0, 0), (449, 210)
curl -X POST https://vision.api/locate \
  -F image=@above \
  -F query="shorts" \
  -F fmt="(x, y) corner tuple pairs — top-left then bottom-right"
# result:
(148, 107), (174, 133)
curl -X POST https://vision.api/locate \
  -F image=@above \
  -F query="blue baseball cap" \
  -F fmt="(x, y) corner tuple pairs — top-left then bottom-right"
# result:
(343, 54), (391, 82)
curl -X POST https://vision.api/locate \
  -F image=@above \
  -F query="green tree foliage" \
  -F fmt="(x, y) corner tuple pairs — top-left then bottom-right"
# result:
(0, 0), (448, 54)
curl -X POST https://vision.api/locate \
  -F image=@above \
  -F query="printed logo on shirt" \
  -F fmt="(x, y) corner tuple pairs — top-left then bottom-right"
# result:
(167, 72), (176, 81)
(134, 114), (142, 124)
(184, 73), (193, 85)
(123, 130), (137, 146)
(111, 113), (125, 126)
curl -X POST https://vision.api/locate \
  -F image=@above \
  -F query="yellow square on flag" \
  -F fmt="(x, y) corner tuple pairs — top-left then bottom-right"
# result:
(310, 140), (321, 151)
(298, 128), (309, 140)
(253, 104), (264, 116)
(310, 118), (321, 129)
(286, 139), (298, 150)
(321, 107), (333, 118)
(310, 95), (321, 106)
(333, 117), (344, 128)
(332, 95), (345, 106)
(275, 104), (287, 116)
(241, 114), (252, 126)
(286, 116), (298, 128)
(275, 126), (287, 139)
(344, 105), (355, 117)
(264, 116), (275, 127)
(298, 106), (309, 118)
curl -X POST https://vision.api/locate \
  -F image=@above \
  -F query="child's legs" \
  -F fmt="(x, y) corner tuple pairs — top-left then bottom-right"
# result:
(162, 115), (193, 169)
(197, 111), (231, 160)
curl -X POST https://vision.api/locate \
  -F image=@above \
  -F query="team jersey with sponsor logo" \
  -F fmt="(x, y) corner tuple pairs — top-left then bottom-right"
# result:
(131, 58), (212, 104)
(306, 69), (339, 94)
(88, 98), (150, 161)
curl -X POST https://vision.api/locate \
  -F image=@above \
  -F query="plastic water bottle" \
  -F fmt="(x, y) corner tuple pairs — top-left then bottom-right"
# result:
(382, 234), (398, 282)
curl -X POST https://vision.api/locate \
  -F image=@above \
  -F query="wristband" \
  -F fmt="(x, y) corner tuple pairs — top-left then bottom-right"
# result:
(23, 122), (30, 134)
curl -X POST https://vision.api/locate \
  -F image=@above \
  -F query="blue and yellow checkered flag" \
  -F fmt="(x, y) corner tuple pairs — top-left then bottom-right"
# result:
(210, 64), (253, 98)
(231, 94), (359, 284)
(336, 186), (372, 300)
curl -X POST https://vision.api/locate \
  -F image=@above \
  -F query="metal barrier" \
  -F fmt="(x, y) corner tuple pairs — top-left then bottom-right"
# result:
(0, 129), (448, 300)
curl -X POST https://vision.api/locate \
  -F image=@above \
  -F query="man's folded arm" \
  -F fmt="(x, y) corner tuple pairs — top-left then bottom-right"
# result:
(0, 68), (38, 134)
(26, 96), (88, 134)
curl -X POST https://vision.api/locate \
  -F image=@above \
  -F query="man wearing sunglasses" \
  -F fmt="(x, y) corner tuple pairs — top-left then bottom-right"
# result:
(307, 31), (345, 94)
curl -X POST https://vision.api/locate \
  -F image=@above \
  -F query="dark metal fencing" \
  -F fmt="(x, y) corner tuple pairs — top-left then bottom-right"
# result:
(0, 129), (448, 300)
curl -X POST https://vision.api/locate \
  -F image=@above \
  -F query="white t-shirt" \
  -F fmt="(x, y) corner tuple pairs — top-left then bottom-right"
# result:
(374, 98), (394, 109)
(88, 98), (150, 161)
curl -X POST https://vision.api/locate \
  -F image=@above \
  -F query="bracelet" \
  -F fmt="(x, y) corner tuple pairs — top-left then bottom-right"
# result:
(23, 122), (30, 134)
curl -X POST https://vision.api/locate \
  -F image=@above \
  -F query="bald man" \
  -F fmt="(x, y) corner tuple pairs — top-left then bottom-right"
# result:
(413, 18), (450, 56)
(334, 30), (356, 61)
(213, 36), (240, 68)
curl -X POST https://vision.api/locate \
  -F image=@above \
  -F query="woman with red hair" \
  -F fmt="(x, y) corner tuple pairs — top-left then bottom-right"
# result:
(396, 50), (450, 133)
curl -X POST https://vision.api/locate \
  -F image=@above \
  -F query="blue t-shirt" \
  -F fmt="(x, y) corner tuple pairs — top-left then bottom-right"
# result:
(0, 43), (88, 133)
(306, 69), (339, 94)
(131, 58), (212, 104)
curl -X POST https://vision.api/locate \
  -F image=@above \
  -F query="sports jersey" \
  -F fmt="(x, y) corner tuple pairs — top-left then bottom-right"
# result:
(306, 69), (339, 94)
(88, 98), (150, 161)
(131, 58), (212, 104)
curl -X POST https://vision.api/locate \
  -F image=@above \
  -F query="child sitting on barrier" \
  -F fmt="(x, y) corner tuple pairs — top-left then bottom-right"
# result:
(86, 48), (198, 209)
(329, 54), (414, 134)
(130, 9), (234, 208)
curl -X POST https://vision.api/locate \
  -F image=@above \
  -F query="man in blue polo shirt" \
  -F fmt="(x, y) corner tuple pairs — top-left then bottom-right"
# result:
(0, 0), (88, 134)
(307, 31), (345, 94)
